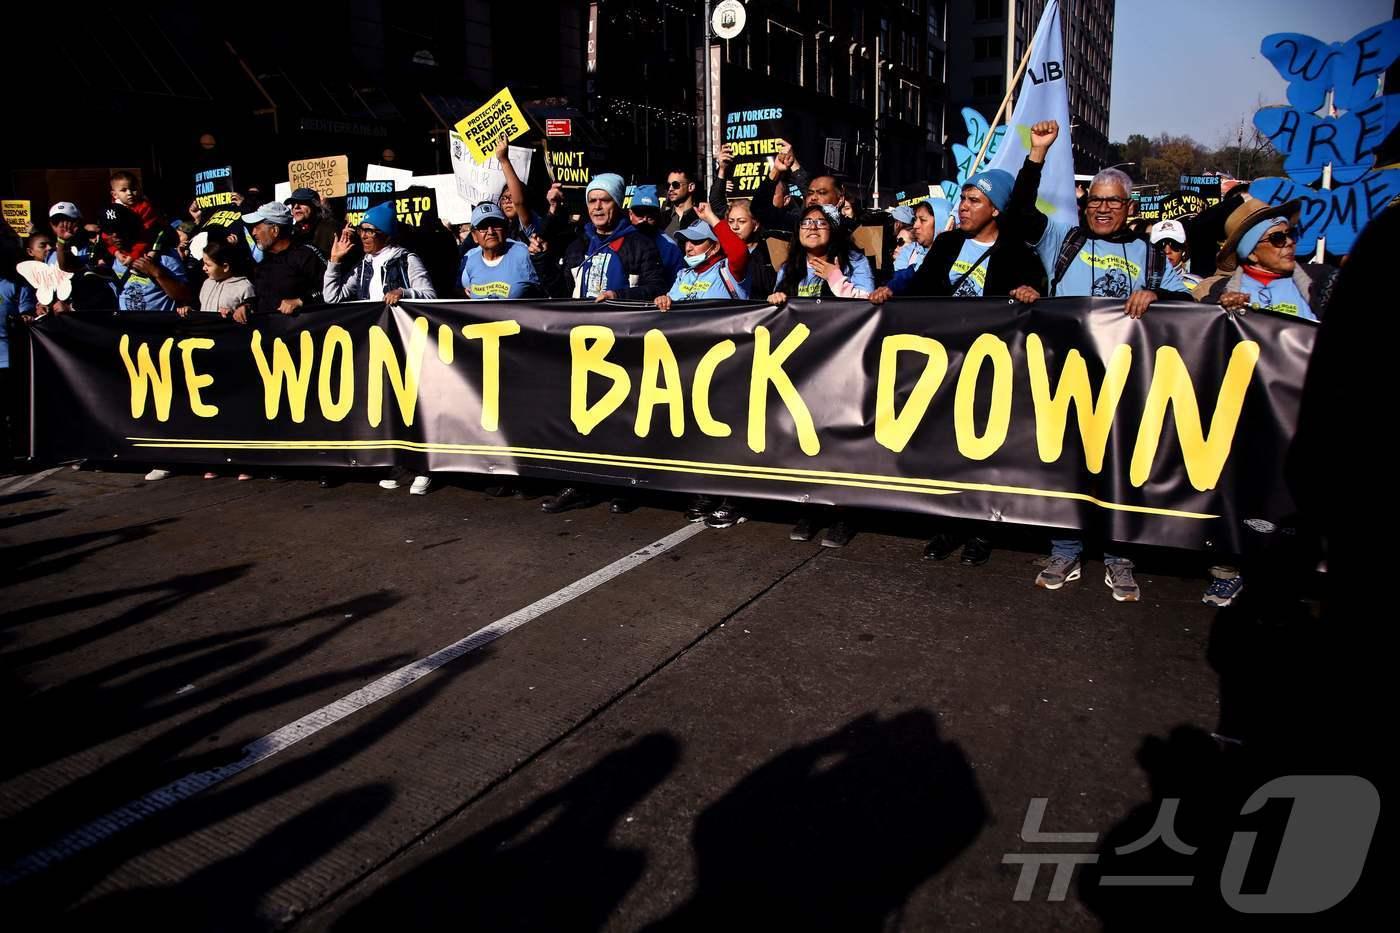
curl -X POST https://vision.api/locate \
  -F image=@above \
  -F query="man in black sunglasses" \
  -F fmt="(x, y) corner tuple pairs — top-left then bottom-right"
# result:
(663, 168), (700, 236)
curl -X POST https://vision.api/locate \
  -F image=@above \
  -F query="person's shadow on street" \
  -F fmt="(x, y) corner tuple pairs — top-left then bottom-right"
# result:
(646, 708), (988, 932)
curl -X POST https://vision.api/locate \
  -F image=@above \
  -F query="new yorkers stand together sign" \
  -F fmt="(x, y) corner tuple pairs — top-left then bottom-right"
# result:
(29, 296), (1315, 556)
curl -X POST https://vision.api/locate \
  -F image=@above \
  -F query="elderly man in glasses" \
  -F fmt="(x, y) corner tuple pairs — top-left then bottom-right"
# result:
(1001, 120), (1194, 604)
(1194, 198), (1335, 322)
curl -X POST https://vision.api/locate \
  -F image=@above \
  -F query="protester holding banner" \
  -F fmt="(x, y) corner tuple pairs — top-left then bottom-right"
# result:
(285, 188), (337, 259)
(101, 204), (192, 313)
(242, 202), (325, 316)
(1194, 198), (1335, 322)
(459, 202), (543, 299)
(1004, 121), (1193, 602)
(627, 185), (685, 283)
(724, 199), (776, 297)
(1149, 220), (1202, 292)
(654, 202), (749, 309)
(555, 172), (667, 302)
(324, 202), (437, 305)
(768, 205), (874, 303)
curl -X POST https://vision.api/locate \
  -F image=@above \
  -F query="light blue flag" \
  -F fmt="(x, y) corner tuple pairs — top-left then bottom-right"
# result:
(986, 0), (1077, 222)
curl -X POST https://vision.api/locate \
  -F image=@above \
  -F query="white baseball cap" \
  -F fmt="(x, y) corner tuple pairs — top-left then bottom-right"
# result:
(48, 201), (82, 220)
(1150, 219), (1187, 245)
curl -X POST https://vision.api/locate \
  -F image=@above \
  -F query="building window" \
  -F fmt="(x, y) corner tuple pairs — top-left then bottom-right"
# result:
(901, 79), (921, 125)
(972, 74), (1004, 98)
(927, 45), (944, 80)
(974, 0), (1004, 21)
(928, 1), (945, 39)
(767, 20), (804, 85)
(973, 35), (1003, 61)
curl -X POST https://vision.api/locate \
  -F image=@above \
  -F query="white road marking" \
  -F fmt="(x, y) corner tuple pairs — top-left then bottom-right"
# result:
(0, 522), (707, 885)
(0, 467), (63, 496)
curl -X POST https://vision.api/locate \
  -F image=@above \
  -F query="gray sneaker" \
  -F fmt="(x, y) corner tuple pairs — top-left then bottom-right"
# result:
(1105, 562), (1140, 602)
(1036, 555), (1081, 589)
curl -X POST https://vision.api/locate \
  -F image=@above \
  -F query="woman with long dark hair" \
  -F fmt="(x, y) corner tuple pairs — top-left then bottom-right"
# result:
(767, 205), (873, 305)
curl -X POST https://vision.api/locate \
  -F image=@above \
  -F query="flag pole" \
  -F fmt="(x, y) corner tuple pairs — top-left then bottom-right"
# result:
(971, 10), (1042, 174)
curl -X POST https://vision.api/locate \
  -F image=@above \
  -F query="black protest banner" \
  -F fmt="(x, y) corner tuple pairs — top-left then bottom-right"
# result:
(392, 186), (440, 228)
(722, 104), (786, 194)
(1161, 191), (1207, 220)
(345, 180), (395, 227)
(1179, 174), (1223, 206)
(28, 298), (1313, 554)
(194, 166), (236, 211)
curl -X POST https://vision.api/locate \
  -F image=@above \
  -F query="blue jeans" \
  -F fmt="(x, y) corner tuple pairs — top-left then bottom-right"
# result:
(1051, 538), (1129, 566)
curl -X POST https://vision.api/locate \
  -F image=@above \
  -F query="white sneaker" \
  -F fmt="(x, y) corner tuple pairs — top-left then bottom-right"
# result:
(409, 475), (432, 495)
(378, 478), (401, 490)
(145, 469), (172, 481)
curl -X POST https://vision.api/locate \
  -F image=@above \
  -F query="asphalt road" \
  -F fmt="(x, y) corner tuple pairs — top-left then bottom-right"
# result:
(0, 464), (1370, 931)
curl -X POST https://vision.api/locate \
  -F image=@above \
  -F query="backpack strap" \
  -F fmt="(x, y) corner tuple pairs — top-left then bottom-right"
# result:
(1050, 228), (1087, 297)
(1144, 241), (1165, 291)
(715, 261), (739, 299)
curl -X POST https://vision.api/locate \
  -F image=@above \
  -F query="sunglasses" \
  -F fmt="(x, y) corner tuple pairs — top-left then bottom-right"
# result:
(1085, 196), (1129, 208)
(799, 219), (831, 229)
(1261, 227), (1299, 248)
(1158, 239), (1184, 251)
(667, 180), (687, 189)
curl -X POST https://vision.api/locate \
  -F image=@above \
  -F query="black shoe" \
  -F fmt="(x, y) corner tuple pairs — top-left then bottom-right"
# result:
(821, 520), (856, 549)
(790, 517), (821, 542)
(541, 486), (593, 513)
(609, 497), (637, 514)
(685, 495), (718, 523)
(923, 532), (959, 561)
(960, 537), (992, 566)
(705, 503), (747, 529)
(483, 484), (511, 498)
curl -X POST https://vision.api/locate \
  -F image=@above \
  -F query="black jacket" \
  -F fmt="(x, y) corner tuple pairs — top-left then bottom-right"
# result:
(253, 241), (326, 314)
(903, 229), (1047, 297)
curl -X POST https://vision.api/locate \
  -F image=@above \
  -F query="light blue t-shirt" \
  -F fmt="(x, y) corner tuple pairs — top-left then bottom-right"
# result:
(47, 242), (92, 267)
(460, 240), (540, 299)
(949, 238), (995, 297)
(775, 250), (875, 297)
(1238, 273), (1316, 321)
(1, 279), (37, 369)
(894, 240), (928, 272)
(111, 253), (186, 312)
(667, 259), (748, 301)
(1035, 219), (1185, 298)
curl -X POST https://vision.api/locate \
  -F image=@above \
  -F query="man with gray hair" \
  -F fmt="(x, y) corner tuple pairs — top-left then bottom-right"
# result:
(1001, 119), (1192, 603)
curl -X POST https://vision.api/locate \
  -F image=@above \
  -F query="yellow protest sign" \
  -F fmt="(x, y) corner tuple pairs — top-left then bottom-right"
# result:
(3, 199), (33, 236)
(454, 87), (530, 163)
(287, 155), (350, 199)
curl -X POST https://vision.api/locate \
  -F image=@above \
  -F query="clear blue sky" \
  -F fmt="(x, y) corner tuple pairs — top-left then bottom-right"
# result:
(1108, 0), (1395, 146)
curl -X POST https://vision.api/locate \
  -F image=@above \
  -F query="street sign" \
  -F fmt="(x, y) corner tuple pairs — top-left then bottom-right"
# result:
(545, 118), (572, 137)
(712, 0), (746, 40)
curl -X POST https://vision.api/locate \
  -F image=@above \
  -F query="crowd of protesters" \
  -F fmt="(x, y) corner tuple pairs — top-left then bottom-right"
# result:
(1, 120), (1346, 609)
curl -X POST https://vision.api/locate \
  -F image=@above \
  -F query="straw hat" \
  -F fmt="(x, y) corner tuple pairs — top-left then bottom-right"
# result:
(1215, 197), (1301, 272)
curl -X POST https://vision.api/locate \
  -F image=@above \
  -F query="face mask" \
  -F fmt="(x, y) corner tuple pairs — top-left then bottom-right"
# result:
(684, 251), (709, 269)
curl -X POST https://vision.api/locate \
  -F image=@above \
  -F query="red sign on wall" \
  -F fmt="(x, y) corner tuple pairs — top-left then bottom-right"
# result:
(545, 119), (572, 137)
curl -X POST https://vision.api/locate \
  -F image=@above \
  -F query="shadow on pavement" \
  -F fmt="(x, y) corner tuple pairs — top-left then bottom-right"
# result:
(330, 732), (682, 933)
(646, 709), (988, 932)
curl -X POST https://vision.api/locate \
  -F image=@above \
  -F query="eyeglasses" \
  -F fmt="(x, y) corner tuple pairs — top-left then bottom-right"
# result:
(799, 219), (831, 229)
(1085, 196), (1129, 209)
(667, 181), (686, 189)
(1158, 239), (1184, 251)
(1261, 227), (1299, 248)
(358, 226), (387, 237)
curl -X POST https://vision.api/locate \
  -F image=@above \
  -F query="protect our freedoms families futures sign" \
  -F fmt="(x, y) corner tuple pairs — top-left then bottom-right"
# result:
(454, 87), (531, 163)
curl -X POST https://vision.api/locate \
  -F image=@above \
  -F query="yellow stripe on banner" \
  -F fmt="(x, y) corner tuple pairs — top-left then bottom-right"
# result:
(125, 437), (1218, 519)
